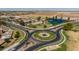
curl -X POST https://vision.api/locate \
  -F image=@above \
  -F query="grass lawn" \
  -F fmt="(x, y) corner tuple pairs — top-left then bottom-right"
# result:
(53, 43), (67, 51)
(12, 28), (27, 43)
(53, 30), (68, 51)
(40, 49), (47, 51)
(73, 25), (79, 31)
(27, 22), (52, 29)
(32, 31), (56, 41)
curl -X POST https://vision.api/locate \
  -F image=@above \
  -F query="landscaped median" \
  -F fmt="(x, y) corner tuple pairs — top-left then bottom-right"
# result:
(53, 30), (67, 51)
(32, 30), (56, 42)
(12, 28), (27, 43)
(3, 27), (28, 51)
(57, 30), (67, 45)
(36, 29), (67, 51)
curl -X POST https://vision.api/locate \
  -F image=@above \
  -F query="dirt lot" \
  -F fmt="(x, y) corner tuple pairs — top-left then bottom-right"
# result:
(2, 11), (79, 18)
(17, 12), (79, 18)
(66, 31), (79, 51)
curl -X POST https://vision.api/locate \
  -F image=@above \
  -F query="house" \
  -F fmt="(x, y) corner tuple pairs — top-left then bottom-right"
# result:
(2, 29), (13, 40)
(0, 38), (4, 45)
(0, 25), (13, 45)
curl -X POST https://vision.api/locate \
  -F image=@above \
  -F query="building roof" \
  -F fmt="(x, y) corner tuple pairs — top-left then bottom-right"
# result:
(0, 38), (4, 45)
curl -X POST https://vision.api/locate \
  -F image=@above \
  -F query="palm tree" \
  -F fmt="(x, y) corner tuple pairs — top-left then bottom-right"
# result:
(19, 20), (25, 26)
(55, 16), (57, 20)
(15, 31), (20, 38)
(37, 16), (41, 21)
(43, 25), (47, 28)
(45, 17), (49, 20)
(60, 14), (63, 19)
(68, 17), (70, 21)
(42, 20), (44, 24)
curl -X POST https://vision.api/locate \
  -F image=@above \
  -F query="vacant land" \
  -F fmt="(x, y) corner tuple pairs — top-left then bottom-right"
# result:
(2, 11), (79, 18)
(66, 31), (79, 51)
(19, 12), (79, 17)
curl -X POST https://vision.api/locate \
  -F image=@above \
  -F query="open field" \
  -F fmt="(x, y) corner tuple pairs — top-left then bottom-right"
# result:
(20, 12), (79, 18)
(1, 11), (79, 18)
(65, 31), (79, 51)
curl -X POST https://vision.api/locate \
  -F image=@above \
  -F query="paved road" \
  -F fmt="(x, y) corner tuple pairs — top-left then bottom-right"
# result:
(3, 20), (64, 51)
(2, 20), (61, 50)
(2, 20), (29, 51)
(25, 29), (62, 51)
(3, 20), (77, 51)
(25, 21), (79, 51)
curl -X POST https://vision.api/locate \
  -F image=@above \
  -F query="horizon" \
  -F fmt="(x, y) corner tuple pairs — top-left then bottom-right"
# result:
(0, 8), (79, 11)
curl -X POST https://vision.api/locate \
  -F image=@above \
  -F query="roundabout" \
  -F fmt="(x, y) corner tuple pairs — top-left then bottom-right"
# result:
(1, 10), (79, 51)
(0, 17), (68, 51)
(32, 31), (56, 42)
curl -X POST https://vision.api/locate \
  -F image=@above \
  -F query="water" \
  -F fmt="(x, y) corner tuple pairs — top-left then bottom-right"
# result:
(48, 18), (65, 25)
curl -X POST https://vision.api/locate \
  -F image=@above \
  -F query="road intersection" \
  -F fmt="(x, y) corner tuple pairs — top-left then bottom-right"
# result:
(1, 19), (74, 51)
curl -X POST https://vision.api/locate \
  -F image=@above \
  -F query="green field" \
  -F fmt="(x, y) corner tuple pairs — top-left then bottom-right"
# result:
(32, 31), (56, 41)
(27, 22), (52, 29)
(73, 24), (79, 31)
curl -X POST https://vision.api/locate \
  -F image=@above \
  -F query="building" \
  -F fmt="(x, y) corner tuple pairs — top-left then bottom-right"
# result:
(0, 25), (13, 45)
(0, 38), (4, 45)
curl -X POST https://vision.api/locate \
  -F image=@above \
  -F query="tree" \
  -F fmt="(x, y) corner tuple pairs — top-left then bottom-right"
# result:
(63, 23), (73, 30)
(15, 31), (20, 38)
(0, 21), (6, 25)
(45, 17), (49, 20)
(61, 16), (63, 20)
(19, 20), (25, 26)
(32, 25), (37, 28)
(54, 16), (57, 20)
(28, 21), (32, 24)
(43, 25), (47, 28)
(68, 17), (70, 21)
(5, 39), (11, 43)
(0, 45), (4, 50)
(37, 16), (41, 21)
(9, 16), (15, 19)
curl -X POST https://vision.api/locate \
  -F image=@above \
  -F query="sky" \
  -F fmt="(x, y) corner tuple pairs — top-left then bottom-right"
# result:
(0, 8), (79, 11)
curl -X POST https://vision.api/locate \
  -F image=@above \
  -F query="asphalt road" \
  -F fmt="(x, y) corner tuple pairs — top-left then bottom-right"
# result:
(2, 20), (64, 51)
(25, 29), (62, 51)
(2, 21), (29, 51)
(1, 19), (79, 51)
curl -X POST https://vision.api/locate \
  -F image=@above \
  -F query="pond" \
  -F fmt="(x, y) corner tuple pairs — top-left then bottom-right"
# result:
(48, 18), (65, 25)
